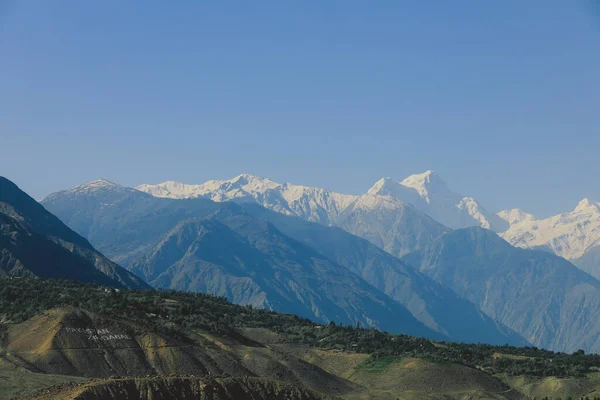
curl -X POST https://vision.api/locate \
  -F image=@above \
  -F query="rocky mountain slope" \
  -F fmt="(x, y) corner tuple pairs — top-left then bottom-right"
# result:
(41, 180), (444, 339)
(1, 305), (356, 399)
(134, 174), (459, 257)
(403, 227), (600, 353)
(243, 204), (524, 346)
(0, 177), (147, 289)
(41, 179), (527, 345)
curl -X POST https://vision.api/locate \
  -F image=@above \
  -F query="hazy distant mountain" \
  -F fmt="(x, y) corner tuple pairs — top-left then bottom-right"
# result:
(43, 179), (230, 265)
(497, 208), (536, 226)
(136, 172), (507, 233)
(41, 180), (446, 339)
(243, 204), (525, 346)
(404, 227), (600, 353)
(135, 172), (498, 256)
(367, 171), (508, 231)
(136, 174), (357, 226)
(131, 213), (440, 337)
(332, 194), (451, 258)
(0, 177), (147, 289)
(500, 198), (600, 279)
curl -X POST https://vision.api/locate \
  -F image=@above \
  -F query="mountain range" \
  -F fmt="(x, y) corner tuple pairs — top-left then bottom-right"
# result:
(38, 172), (600, 353)
(134, 172), (488, 257)
(4, 169), (600, 354)
(137, 172), (600, 283)
(40, 178), (523, 346)
(136, 171), (507, 232)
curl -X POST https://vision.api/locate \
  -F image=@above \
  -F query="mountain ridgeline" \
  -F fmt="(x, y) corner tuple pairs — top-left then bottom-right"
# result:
(6, 172), (600, 399)
(40, 178), (524, 346)
(134, 171), (507, 232)
(41, 179), (442, 340)
(5, 170), (596, 356)
(130, 172), (600, 354)
(0, 177), (147, 289)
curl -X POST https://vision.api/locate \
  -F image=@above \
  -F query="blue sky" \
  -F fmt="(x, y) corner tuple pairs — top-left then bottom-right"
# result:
(1, 1), (599, 217)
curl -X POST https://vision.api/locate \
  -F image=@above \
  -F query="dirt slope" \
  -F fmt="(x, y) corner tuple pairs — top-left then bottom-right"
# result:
(4, 308), (356, 398)
(16, 376), (335, 400)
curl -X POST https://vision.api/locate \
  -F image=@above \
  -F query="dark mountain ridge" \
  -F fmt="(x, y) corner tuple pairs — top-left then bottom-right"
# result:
(0, 177), (147, 289)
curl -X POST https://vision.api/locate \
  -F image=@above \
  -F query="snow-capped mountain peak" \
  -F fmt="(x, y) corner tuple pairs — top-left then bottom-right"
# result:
(67, 178), (123, 194)
(41, 178), (141, 209)
(366, 177), (393, 194)
(574, 198), (600, 214)
(497, 209), (537, 226)
(400, 170), (450, 203)
(136, 174), (357, 225)
(365, 171), (506, 231)
(367, 177), (423, 205)
(135, 181), (199, 199)
(223, 174), (281, 192)
(136, 171), (506, 232)
(501, 198), (600, 262)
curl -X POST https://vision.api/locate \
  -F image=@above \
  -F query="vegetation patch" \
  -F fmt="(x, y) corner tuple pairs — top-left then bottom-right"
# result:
(355, 355), (402, 372)
(2, 277), (600, 378)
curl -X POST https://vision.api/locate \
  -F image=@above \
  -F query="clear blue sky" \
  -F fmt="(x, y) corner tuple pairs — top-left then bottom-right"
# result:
(1, 1), (599, 217)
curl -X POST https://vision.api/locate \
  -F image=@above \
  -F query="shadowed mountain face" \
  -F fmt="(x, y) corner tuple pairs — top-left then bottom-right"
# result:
(128, 213), (441, 338)
(0, 177), (147, 289)
(41, 181), (444, 339)
(403, 227), (600, 353)
(242, 204), (525, 346)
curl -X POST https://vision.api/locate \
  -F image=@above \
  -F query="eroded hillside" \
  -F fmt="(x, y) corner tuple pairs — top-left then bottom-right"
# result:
(3, 278), (600, 400)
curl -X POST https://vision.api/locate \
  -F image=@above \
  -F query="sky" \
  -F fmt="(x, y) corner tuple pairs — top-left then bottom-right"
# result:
(1, 1), (599, 217)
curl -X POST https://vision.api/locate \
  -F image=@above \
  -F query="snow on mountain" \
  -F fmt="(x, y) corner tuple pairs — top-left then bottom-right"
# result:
(335, 193), (451, 258)
(42, 179), (140, 207)
(457, 197), (495, 230)
(497, 209), (536, 226)
(135, 181), (206, 199)
(367, 171), (508, 232)
(65, 179), (123, 194)
(136, 174), (357, 225)
(136, 171), (509, 232)
(367, 177), (425, 206)
(500, 198), (600, 262)
(400, 170), (449, 204)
